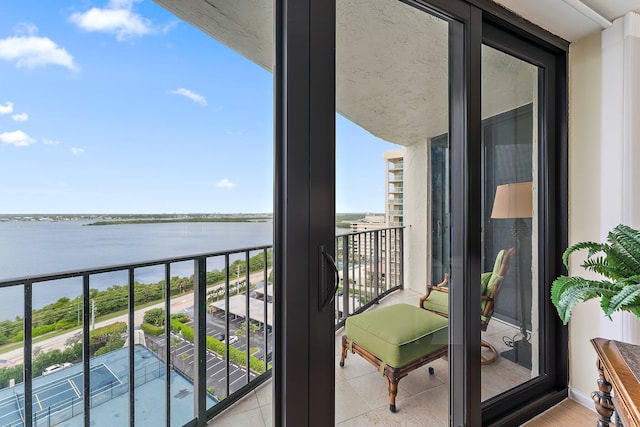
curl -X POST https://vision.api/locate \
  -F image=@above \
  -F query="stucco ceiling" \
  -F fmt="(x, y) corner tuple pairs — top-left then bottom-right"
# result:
(154, 0), (540, 146)
(154, 0), (640, 146)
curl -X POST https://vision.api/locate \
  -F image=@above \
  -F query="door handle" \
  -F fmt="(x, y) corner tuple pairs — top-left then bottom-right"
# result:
(319, 245), (340, 311)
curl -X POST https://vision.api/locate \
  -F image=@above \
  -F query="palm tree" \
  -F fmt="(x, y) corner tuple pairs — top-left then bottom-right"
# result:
(180, 353), (189, 372)
(170, 336), (181, 367)
(552, 224), (640, 324)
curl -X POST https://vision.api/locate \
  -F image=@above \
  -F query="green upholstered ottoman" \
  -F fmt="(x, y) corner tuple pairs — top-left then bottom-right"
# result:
(339, 303), (448, 412)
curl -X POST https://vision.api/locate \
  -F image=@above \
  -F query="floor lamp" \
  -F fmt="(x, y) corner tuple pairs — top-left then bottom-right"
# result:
(491, 182), (533, 369)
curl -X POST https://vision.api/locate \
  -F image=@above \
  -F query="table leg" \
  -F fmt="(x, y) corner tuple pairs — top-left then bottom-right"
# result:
(592, 359), (615, 427)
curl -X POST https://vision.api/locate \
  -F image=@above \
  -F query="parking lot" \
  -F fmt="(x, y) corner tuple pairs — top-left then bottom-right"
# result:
(144, 307), (272, 399)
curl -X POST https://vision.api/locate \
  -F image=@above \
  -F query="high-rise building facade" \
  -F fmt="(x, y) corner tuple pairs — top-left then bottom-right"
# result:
(383, 149), (405, 288)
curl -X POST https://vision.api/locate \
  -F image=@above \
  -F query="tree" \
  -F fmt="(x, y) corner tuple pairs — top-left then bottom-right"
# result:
(236, 322), (260, 341)
(171, 336), (182, 366)
(180, 353), (189, 372)
(143, 308), (165, 327)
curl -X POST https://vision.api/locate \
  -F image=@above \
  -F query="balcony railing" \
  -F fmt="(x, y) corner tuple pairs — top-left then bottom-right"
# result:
(0, 227), (403, 426)
(335, 227), (404, 329)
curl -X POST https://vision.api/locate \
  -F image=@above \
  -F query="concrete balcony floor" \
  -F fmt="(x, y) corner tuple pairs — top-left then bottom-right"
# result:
(208, 289), (594, 426)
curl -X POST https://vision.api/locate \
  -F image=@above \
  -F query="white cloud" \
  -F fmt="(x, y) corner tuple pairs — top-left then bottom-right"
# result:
(0, 35), (77, 70)
(12, 113), (28, 122)
(0, 130), (36, 147)
(216, 179), (236, 190)
(15, 22), (39, 36)
(71, 147), (85, 155)
(0, 102), (14, 114)
(171, 88), (207, 106)
(43, 138), (60, 145)
(69, 0), (156, 41)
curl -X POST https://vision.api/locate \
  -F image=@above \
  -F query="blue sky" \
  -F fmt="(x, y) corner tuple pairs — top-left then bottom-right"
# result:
(0, 0), (398, 214)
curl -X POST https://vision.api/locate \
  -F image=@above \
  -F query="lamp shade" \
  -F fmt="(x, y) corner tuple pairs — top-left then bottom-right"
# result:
(491, 182), (533, 219)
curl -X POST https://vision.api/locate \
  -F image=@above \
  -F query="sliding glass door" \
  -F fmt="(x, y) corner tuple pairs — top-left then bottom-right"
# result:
(275, 1), (567, 426)
(334, 2), (453, 423)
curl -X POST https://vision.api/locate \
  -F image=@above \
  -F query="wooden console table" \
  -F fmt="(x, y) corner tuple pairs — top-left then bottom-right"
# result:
(591, 338), (640, 426)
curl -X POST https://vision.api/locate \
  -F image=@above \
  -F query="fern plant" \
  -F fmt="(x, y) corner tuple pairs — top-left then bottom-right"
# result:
(551, 224), (640, 325)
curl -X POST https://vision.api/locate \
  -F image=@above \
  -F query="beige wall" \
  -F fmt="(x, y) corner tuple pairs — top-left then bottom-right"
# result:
(567, 30), (603, 403)
(404, 141), (429, 292)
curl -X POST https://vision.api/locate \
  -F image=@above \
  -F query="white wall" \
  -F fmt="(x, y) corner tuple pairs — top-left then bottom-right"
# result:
(567, 30), (603, 406)
(404, 140), (429, 293)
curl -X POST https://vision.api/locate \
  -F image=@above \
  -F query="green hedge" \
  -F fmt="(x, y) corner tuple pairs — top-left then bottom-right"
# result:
(140, 322), (164, 336)
(169, 319), (268, 374)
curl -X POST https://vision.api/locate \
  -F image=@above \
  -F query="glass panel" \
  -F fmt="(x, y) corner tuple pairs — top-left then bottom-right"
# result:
(133, 266), (166, 425)
(481, 44), (539, 400)
(91, 270), (130, 426)
(336, 2), (450, 423)
(1, 0), (274, 423)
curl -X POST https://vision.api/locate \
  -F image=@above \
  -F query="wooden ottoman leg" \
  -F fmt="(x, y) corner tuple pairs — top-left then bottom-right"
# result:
(387, 375), (399, 413)
(340, 335), (348, 367)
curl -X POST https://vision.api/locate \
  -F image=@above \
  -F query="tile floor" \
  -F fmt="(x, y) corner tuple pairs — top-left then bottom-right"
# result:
(207, 289), (587, 426)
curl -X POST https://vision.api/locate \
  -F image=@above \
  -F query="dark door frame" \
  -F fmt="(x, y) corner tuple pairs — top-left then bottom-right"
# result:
(273, 1), (567, 426)
(274, 0), (336, 425)
(481, 21), (569, 426)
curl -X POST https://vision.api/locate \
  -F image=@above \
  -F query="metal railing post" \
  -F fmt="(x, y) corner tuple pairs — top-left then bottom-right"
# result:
(194, 257), (207, 426)
(164, 263), (171, 427)
(341, 236), (349, 321)
(224, 254), (231, 398)
(82, 275), (90, 426)
(245, 251), (251, 384)
(374, 231), (379, 301)
(263, 248), (269, 368)
(23, 281), (32, 427)
(128, 268), (135, 426)
(399, 228), (404, 289)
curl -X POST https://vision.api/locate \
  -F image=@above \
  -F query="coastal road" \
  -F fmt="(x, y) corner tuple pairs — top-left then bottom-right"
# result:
(0, 269), (271, 364)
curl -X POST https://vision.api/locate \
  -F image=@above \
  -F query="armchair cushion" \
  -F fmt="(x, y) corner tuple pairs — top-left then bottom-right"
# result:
(485, 249), (505, 295)
(421, 288), (449, 314)
(345, 303), (448, 368)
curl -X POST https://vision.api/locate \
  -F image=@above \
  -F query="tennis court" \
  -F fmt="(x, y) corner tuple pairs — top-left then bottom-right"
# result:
(0, 363), (120, 427)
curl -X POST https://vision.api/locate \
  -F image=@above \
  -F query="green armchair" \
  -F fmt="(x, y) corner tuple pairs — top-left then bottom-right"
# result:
(419, 247), (515, 365)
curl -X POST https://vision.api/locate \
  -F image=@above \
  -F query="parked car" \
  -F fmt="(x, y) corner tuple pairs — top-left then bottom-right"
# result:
(42, 362), (72, 376)
(222, 335), (239, 345)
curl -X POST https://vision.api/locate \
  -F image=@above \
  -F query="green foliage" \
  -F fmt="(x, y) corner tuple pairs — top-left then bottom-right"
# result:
(552, 224), (640, 324)
(169, 319), (267, 374)
(0, 250), (272, 346)
(235, 322), (260, 338)
(0, 339), (84, 387)
(141, 322), (164, 336)
(93, 335), (125, 356)
(0, 319), (23, 345)
(143, 308), (165, 327)
(89, 322), (127, 355)
(171, 313), (190, 323)
(0, 365), (24, 388)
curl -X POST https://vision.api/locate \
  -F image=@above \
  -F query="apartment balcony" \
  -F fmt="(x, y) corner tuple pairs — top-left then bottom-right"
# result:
(0, 225), (596, 426)
(0, 227), (403, 426)
(214, 286), (594, 426)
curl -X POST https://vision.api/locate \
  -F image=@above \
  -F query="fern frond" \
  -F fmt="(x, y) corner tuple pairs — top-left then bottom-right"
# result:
(552, 224), (640, 324)
(607, 225), (640, 276)
(627, 305), (640, 318)
(551, 276), (619, 324)
(562, 241), (606, 270)
(581, 256), (617, 277)
(606, 282), (640, 316)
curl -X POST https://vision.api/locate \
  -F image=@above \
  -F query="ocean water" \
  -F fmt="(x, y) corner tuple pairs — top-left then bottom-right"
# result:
(0, 220), (273, 320)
